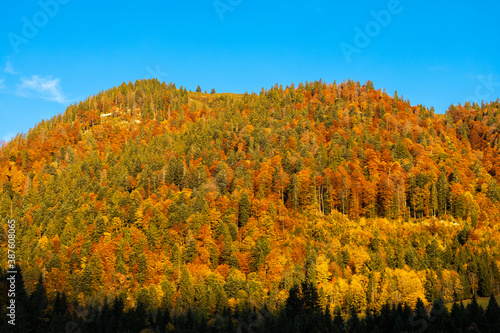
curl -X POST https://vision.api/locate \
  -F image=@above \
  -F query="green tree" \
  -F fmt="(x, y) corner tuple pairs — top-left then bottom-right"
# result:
(285, 284), (302, 318)
(425, 270), (440, 301)
(29, 275), (49, 330)
(426, 238), (440, 270)
(180, 266), (195, 309)
(405, 245), (419, 269)
(92, 212), (106, 242)
(284, 282), (321, 318)
(466, 294), (485, 328)
(430, 182), (438, 216)
(184, 235), (197, 263)
(288, 174), (300, 210)
(485, 294), (500, 332)
(206, 273), (227, 313)
(220, 223), (239, 268)
(167, 156), (185, 190)
(429, 299), (451, 332)
(437, 169), (450, 216)
(214, 162), (231, 194)
(194, 277), (208, 309)
(478, 253), (493, 297)
(116, 241), (127, 274)
(137, 253), (147, 285)
(238, 191), (251, 228)
(487, 178), (500, 203)
(393, 139), (411, 160)
(251, 236), (271, 271)
(302, 282), (321, 313)
(81, 253), (103, 296)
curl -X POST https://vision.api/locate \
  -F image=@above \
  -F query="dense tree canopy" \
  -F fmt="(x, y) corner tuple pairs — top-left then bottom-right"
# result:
(1, 79), (500, 331)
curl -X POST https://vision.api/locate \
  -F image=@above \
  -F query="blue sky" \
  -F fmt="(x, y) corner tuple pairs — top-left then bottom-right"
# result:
(1, 0), (499, 143)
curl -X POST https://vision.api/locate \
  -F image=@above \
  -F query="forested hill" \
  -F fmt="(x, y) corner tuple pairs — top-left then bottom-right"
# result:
(1, 79), (500, 330)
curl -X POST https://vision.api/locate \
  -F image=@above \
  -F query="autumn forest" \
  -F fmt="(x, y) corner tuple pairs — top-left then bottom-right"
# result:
(1, 79), (500, 332)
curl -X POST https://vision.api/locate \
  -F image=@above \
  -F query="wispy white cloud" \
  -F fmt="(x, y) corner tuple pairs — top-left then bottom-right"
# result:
(16, 75), (67, 103)
(0, 79), (5, 90)
(4, 61), (15, 74)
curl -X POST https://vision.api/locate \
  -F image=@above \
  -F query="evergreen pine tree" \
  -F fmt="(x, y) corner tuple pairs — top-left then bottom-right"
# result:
(347, 306), (361, 333)
(288, 174), (300, 210)
(332, 307), (344, 333)
(425, 238), (440, 270)
(302, 282), (320, 313)
(238, 191), (251, 228)
(430, 182), (438, 216)
(184, 234), (197, 263)
(485, 294), (500, 333)
(429, 299), (451, 332)
(115, 241), (127, 274)
(285, 284), (302, 319)
(450, 301), (466, 332)
(425, 270), (439, 302)
(466, 294), (484, 330)
(487, 178), (500, 203)
(180, 266), (195, 309)
(194, 277), (207, 309)
(437, 169), (450, 216)
(29, 275), (49, 331)
(251, 235), (271, 271)
(478, 252), (493, 297)
(409, 298), (429, 333)
(137, 253), (147, 285)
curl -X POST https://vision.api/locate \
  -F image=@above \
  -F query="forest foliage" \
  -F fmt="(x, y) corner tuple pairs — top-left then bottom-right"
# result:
(1, 79), (500, 330)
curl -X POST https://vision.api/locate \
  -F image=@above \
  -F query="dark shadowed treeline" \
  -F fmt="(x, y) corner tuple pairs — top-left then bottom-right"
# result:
(1, 267), (500, 332)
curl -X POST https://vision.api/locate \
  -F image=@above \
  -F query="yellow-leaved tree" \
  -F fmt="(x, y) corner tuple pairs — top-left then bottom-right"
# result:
(346, 274), (367, 313)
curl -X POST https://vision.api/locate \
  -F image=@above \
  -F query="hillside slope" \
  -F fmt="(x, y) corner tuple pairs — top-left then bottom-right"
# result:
(1, 79), (499, 319)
